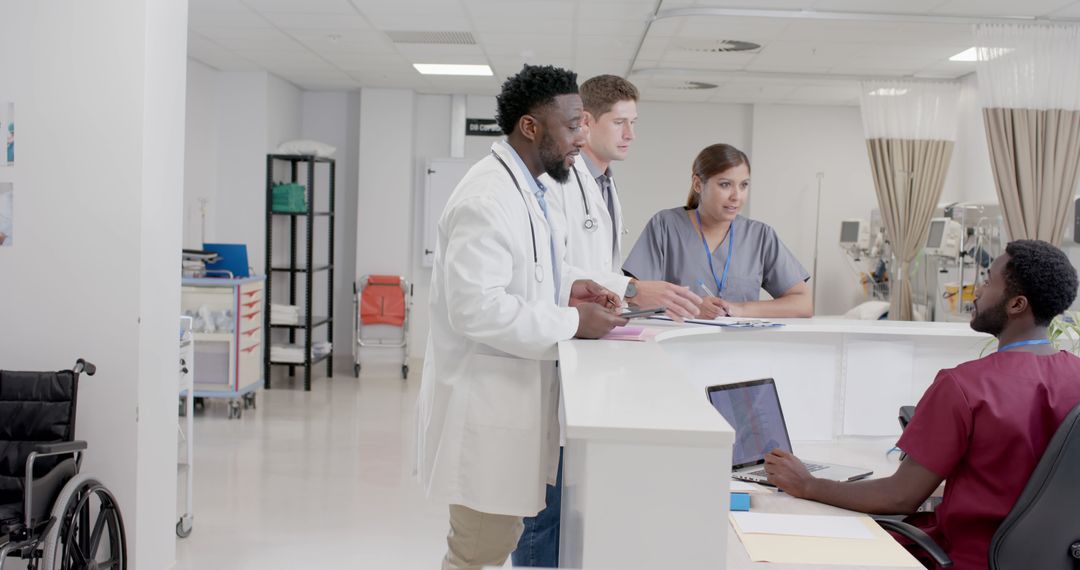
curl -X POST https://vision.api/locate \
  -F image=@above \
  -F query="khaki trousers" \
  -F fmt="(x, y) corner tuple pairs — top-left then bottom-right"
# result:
(442, 504), (525, 570)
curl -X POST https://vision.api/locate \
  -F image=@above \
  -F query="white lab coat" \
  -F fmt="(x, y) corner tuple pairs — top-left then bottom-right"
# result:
(415, 141), (579, 517)
(544, 155), (631, 306)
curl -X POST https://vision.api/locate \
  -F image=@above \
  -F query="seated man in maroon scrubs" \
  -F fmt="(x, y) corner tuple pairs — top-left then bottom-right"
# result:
(763, 239), (1080, 569)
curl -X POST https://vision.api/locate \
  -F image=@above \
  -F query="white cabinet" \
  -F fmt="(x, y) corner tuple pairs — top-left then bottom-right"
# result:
(181, 277), (265, 394)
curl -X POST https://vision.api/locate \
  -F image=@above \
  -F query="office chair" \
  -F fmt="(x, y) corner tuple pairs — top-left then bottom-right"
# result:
(878, 401), (1080, 569)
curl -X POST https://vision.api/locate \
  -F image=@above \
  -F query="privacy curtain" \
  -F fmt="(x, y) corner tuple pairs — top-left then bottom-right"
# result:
(975, 24), (1080, 244)
(859, 81), (960, 321)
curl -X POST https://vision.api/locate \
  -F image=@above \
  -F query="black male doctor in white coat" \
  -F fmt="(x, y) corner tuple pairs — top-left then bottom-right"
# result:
(414, 65), (627, 570)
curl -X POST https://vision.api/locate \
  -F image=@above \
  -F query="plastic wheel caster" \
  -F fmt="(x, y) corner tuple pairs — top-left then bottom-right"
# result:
(402, 364), (409, 379)
(354, 363), (361, 378)
(176, 518), (192, 538)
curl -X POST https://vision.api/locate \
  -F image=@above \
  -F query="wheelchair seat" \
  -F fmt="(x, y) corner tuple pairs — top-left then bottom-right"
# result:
(0, 361), (126, 570)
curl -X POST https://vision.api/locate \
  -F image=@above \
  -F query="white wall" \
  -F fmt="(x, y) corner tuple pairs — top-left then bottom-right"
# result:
(356, 89), (415, 292)
(750, 104), (879, 316)
(0, 2), (185, 568)
(300, 91), (362, 359)
(183, 59), (219, 249)
(212, 72), (266, 272)
(616, 101), (753, 253)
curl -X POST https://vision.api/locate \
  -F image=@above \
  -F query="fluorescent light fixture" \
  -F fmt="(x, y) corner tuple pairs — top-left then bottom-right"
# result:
(413, 63), (493, 76)
(869, 87), (908, 96)
(949, 46), (1013, 62)
(949, 47), (979, 62)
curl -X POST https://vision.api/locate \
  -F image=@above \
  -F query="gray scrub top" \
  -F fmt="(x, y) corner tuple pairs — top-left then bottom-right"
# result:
(623, 208), (809, 303)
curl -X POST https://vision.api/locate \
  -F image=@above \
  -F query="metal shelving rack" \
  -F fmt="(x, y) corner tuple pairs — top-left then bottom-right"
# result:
(264, 154), (335, 391)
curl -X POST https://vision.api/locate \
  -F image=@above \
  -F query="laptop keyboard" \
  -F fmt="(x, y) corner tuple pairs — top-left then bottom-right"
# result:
(747, 462), (827, 478)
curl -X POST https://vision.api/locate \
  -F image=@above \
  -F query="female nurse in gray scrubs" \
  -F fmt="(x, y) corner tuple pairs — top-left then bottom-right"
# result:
(623, 143), (813, 319)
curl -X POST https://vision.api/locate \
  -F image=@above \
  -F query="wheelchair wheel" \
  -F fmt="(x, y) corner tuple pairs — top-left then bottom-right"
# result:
(39, 473), (126, 570)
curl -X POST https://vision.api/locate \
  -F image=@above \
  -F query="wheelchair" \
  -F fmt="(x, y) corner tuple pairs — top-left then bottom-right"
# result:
(0, 360), (126, 570)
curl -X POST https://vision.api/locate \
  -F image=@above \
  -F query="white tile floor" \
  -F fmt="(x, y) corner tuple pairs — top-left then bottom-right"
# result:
(173, 360), (452, 569)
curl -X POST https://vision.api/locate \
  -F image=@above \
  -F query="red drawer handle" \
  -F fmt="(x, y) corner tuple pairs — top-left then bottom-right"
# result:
(242, 289), (262, 298)
(242, 300), (260, 309)
(242, 310), (261, 320)
(242, 327), (260, 337)
(241, 342), (261, 354)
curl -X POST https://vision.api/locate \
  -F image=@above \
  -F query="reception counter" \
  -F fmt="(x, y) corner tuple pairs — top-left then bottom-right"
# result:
(558, 318), (989, 569)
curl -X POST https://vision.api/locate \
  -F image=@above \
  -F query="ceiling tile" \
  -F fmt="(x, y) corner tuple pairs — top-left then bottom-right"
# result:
(354, 0), (471, 30)
(578, 19), (650, 36)
(262, 12), (373, 30)
(810, 0), (949, 12)
(477, 32), (576, 58)
(578, 1), (659, 21)
(189, 10), (267, 29)
(245, 0), (358, 14)
(194, 26), (288, 41)
(1048, 2), (1080, 17)
(214, 34), (309, 52)
(393, 43), (487, 60)
(931, 0), (1076, 16)
(288, 29), (398, 54)
(669, 16), (791, 42)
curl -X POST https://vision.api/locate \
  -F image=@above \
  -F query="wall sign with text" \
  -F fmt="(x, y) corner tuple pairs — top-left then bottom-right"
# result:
(466, 118), (501, 136)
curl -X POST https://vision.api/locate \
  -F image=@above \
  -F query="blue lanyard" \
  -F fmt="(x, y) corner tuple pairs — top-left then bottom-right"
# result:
(997, 339), (1052, 352)
(695, 209), (733, 296)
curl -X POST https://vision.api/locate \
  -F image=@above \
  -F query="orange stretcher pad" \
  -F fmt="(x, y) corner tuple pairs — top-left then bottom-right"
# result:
(360, 275), (406, 327)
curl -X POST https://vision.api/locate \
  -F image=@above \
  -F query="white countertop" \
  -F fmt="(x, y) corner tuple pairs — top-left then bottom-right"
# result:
(559, 338), (734, 446)
(560, 318), (987, 446)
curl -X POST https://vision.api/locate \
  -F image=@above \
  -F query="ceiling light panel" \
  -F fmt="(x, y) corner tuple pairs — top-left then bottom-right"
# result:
(413, 64), (494, 76)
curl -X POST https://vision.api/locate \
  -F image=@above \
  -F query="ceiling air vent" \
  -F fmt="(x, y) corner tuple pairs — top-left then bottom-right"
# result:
(385, 31), (477, 45)
(675, 39), (762, 53)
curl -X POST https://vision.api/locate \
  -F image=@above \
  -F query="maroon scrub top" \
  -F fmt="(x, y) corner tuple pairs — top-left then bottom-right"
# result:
(897, 350), (1080, 569)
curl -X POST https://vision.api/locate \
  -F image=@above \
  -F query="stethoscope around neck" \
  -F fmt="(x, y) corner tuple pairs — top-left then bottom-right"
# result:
(491, 151), (545, 283)
(572, 167), (599, 233)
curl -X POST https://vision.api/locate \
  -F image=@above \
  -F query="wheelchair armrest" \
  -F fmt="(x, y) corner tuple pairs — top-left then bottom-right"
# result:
(872, 515), (953, 568)
(33, 441), (87, 457)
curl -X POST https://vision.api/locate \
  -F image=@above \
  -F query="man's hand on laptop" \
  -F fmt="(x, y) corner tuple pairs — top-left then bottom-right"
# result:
(764, 448), (816, 498)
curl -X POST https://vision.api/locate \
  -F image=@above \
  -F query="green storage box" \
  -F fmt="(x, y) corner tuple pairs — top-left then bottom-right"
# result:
(272, 182), (307, 213)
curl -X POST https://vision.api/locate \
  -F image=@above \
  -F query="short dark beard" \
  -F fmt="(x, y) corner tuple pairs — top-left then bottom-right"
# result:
(971, 297), (1008, 336)
(538, 130), (571, 184)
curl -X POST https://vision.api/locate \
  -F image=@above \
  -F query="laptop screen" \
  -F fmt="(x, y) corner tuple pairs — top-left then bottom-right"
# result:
(707, 380), (793, 469)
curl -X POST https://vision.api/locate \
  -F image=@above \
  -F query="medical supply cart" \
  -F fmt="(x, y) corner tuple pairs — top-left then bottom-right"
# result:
(180, 276), (265, 418)
(177, 316), (194, 538)
(353, 275), (413, 379)
(264, 154), (336, 391)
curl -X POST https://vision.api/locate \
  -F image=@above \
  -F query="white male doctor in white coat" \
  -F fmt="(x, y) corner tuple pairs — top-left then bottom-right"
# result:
(516, 75), (702, 567)
(415, 64), (628, 570)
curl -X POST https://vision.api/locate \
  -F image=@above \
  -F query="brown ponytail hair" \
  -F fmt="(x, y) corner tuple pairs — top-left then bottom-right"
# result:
(685, 143), (750, 209)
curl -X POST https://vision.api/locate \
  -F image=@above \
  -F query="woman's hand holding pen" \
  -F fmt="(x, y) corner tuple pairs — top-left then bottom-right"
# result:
(698, 296), (727, 319)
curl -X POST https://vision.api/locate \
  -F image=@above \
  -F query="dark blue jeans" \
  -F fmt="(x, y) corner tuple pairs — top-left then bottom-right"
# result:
(512, 448), (563, 567)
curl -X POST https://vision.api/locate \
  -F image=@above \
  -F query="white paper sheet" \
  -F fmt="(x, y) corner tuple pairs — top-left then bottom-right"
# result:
(731, 512), (875, 540)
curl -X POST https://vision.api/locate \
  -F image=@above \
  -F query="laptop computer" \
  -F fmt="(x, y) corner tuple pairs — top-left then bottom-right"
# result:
(706, 378), (873, 484)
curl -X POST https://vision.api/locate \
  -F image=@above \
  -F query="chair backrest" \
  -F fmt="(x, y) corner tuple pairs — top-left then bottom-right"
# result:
(0, 370), (78, 504)
(360, 275), (406, 327)
(989, 401), (1080, 569)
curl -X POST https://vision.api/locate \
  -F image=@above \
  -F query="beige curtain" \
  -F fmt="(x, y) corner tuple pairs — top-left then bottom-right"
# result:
(866, 138), (955, 321)
(983, 108), (1080, 244)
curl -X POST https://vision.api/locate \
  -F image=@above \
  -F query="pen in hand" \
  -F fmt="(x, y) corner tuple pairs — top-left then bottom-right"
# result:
(696, 280), (730, 318)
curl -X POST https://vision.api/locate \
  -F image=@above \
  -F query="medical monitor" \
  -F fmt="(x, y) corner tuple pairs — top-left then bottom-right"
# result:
(924, 218), (963, 257)
(706, 379), (793, 470)
(927, 220), (946, 249)
(839, 219), (870, 250)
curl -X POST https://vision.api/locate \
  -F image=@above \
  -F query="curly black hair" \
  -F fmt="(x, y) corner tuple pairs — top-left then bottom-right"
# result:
(1002, 239), (1079, 325)
(495, 64), (578, 135)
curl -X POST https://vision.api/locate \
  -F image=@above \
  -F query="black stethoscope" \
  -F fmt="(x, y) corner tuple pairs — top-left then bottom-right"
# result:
(572, 167), (599, 233)
(492, 151), (545, 283)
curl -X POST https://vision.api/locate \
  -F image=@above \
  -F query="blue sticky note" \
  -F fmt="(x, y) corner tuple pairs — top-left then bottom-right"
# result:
(730, 492), (751, 512)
